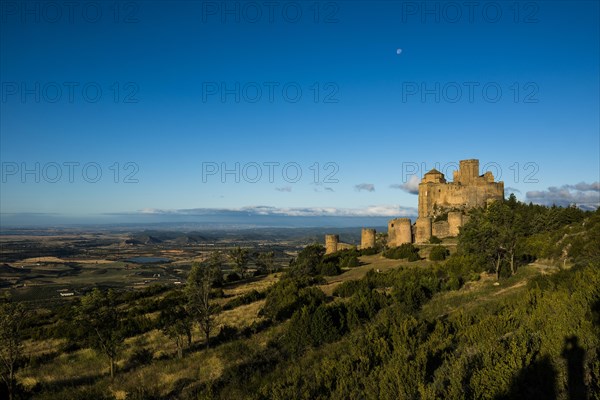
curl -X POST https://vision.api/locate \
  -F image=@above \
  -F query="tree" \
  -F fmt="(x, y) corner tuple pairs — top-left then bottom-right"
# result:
(159, 290), (192, 359)
(500, 212), (525, 275)
(186, 262), (221, 348)
(256, 251), (276, 274)
(228, 246), (250, 279)
(207, 251), (224, 286)
(0, 297), (28, 400)
(376, 232), (388, 248)
(459, 206), (504, 279)
(289, 244), (325, 277)
(459, 201), (528, 279)
(78, 288), (124, 380)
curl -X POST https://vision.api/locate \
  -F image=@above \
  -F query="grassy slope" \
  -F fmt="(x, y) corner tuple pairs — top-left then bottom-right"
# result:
(16, 254), (555, 398)
(421, 263), (556, 321)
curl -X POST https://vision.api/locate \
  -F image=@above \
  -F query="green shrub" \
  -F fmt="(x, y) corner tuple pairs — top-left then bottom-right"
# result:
(215, 325), (239, 343)
(333, 279), (368, 298)
(444, 275), (463, 291)
(125, 348), (153, 370)
(383, 243), (420, 260)
(429, 246), (449, 261)
(225, 272), (241, 282)
(429, 235), (442, 244)
(222, 289), (266, 310)
(220, 340), (254, 363)
(445, 253), (486, 277)
(260, 279), (325, 321)
(407, 253), (421, 262)
(284, 303), (346, 356)
(319, 261), (341, 276)
(345, 288), (388, 328)
(360, 247), (379, 256)
(289, 244), (326, 276)
(340, 254), (360, 269)
(469, 272), (481, 281)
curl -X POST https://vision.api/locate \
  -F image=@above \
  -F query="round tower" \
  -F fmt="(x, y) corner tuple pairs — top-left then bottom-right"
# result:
(325, 234), (339, 254)
(388, 218), (412, 246)
(415, 217), (432, 243)
(361, 228), (376, 249)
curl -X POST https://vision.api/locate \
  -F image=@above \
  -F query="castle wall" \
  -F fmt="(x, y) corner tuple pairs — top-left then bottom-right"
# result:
(361, 228), (376, 249)
(337, 243), (355, 251)
(432, 221), (450, 238)
(325, 234), (339, 254)
(418, 178), (504, 218)
(447, 211), (463, 236)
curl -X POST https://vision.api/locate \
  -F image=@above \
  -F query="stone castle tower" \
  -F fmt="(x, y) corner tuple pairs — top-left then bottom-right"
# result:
(387, 218), (412, 247)
(325, 234), (339, 254)
(414, 159), (504, 243)
(418, 159), (504, 218)
(325, 159), (504, 252)
(324, 234), (355, 254)
(360, 228), (376, 249)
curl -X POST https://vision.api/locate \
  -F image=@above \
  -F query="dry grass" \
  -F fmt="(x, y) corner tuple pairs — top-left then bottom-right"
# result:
(319, 254), (425, 296)
(17, 256), (66, 264)
(222, 274), (280, 297)
(23, 338), (66, 358)
(218, 300), (267, 329)
(15, 256), (113, 265)
(124, 328), (170, 359)
(107, 348), (223, 397)
(18, 348), (102, 389)
(12, 258), (414, 396)
(421, 264), (543, 320)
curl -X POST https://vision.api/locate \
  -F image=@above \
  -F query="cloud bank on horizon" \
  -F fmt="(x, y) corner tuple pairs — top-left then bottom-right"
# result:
(136, 204), (416, 218)
(526, 182), (600, 211)
(2, 180), (598, 228)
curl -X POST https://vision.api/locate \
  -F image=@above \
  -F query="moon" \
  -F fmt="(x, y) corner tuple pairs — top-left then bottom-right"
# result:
(396, 48), (403, 55)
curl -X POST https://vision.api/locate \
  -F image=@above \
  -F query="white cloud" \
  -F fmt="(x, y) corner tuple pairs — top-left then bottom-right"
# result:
(566, 182), (600, 191)
(390, 175), (419, 195)
(355, 183), (375, 192)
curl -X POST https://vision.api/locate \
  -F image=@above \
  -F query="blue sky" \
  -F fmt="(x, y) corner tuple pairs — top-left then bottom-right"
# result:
(1, 0), (599, 227)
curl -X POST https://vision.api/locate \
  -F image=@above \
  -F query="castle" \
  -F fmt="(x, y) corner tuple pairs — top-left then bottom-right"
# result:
(325, 159), (504, 253)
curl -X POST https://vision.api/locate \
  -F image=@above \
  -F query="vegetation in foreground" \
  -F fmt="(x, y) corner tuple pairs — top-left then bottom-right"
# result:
(0, 200), (599, 399)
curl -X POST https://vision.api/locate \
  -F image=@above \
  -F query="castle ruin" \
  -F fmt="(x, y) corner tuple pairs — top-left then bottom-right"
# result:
(325, 234), (355, 254)
(324, 159), (504, 253)
(360, 228), (376, 249)
(414, 159), (503, 243)
(325, 234), (339, 254)
(387, 218), (412, 247)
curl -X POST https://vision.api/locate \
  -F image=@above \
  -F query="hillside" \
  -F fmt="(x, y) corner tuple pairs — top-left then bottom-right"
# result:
(1, 206), (599, 399)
